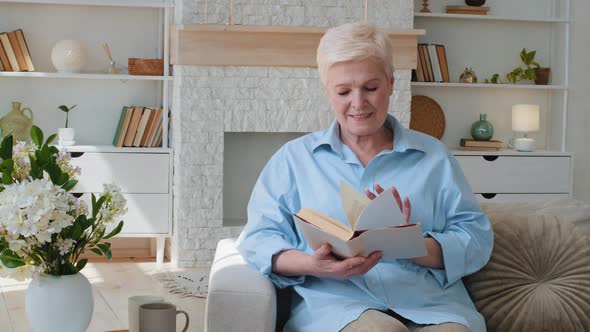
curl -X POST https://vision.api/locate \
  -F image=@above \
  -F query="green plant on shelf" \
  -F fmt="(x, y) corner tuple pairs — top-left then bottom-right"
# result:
(485, 48), (541, 84)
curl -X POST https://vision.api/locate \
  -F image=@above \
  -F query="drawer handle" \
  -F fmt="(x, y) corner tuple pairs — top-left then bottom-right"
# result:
(71, 192), (84, 198)
(481, 193), (497, 199)
(70, 152), (85, 158)
(483, 155), (499, 162)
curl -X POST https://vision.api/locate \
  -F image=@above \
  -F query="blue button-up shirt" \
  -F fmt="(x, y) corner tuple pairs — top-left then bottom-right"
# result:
(237, 114), (493, 332)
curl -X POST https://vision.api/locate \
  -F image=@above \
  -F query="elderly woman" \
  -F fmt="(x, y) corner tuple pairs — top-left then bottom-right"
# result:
(237, 23), (493, 332)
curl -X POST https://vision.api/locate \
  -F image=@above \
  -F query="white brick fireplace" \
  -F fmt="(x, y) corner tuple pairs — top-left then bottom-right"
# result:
(171, 0), (415, 267)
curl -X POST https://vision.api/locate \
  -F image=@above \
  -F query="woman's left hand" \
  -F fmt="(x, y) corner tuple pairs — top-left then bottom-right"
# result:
(365, 184), (411, 225)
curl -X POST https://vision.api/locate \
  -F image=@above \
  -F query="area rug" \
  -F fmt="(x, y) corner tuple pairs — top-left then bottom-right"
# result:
(152, 270), (209, 298)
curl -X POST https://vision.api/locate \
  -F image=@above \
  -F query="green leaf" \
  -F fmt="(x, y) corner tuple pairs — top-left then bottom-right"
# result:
(1, 159), (14, 185)
(97, 243), (112, 260)
(65, 261), (79, 274)
(58, 105), (71, 113)
(30, 126), (43, 147)
(71, 223), (83, 240)
(57, 173), (69, 186)
(76, 259), (88, 271)
(103, 221), (124, 239)
(0, 135), (13, 160)
(90, 248), (103, 256)
(46, 133), (58, 146)
(62, 179), (78, 191)
(0, 250), (25, 268)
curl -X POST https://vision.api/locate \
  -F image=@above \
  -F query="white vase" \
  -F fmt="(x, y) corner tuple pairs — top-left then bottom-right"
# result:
(26, 273), (94, 332)
(51, 39), (86, 73)
(58, 127), (75, 145)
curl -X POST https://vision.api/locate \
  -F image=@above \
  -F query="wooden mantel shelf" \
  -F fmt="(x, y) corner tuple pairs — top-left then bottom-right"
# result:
(170, 24), (425, 69)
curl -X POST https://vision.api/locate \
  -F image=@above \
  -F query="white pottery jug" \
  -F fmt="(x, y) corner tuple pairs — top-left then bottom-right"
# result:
(26, 273), (94, 332)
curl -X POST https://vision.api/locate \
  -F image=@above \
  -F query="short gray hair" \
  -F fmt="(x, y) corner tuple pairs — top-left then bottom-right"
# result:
(316, 22), (395, 85)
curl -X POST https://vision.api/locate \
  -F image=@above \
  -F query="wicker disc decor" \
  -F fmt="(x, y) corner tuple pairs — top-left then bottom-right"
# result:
(409, 95), (446, 140)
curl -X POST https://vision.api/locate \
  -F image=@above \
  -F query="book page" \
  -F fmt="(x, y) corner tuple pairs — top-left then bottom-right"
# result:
(355, 188), (404, 230)
(295, 208), (352, 241)
(294, 216), (357, 257)
(340, 180), (370, 230)
(349, 224), (427, 259)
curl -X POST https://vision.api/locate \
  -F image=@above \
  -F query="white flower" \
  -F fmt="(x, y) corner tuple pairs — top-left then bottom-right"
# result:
(56, 238), (76, 256)
(0, 265), (33, 282)
(0, 179), (74, 244)
(97, 184), (127, 224)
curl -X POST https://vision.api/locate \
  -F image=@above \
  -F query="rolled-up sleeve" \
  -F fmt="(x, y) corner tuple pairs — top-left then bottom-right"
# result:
(236, 148), (306, 288)
(426, 154), (494, 288)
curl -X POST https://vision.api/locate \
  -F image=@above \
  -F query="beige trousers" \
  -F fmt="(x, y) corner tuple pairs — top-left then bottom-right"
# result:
(341, 309), (471, 332)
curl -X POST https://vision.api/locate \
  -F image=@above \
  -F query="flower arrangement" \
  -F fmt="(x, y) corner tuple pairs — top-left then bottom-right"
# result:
(0, 126), (126, 280)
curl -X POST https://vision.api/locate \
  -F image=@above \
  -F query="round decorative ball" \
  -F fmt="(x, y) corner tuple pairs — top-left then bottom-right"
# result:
(50, 39), (86, 73)
(471, 113), (494, 141)
(465, 0), (486, 6)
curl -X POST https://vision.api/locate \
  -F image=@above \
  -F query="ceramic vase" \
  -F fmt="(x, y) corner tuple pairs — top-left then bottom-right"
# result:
(26, 273), (94, 332)
(465, 0), (486, 6)
(58, 127), (76, 145)
(1, 101), (34, 141)
(51, 40), (86, 73)
(471, 113), (494, 141)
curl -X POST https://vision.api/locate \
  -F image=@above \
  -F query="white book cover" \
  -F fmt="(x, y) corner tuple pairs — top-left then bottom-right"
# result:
(428, 44), (443, 83)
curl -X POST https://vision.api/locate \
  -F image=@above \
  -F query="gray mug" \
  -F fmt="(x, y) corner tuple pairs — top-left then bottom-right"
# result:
(139, 302), (189, 332)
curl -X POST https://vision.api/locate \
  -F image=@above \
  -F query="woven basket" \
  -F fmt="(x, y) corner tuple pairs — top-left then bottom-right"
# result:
(128, 58), (164, 76)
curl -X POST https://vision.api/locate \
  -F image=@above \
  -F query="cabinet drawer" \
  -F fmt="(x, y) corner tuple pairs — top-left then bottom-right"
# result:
(70, 153), (169, 193)
(77, 193), (170, 235)
(456, 156), (571, 193)
(475, 193), (570, 203)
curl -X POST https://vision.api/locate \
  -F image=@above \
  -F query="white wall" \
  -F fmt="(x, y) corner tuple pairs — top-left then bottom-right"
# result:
(568, 0), (590, 203)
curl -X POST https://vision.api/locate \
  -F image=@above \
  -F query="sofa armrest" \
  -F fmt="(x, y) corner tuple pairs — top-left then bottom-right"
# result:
(206, 238), (277, 332)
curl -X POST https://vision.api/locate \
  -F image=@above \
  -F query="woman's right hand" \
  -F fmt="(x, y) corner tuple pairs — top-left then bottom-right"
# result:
(308, 244), (382, 279)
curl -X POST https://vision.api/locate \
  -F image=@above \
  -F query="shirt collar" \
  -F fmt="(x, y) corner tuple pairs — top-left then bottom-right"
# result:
(311, 114), (426, 155)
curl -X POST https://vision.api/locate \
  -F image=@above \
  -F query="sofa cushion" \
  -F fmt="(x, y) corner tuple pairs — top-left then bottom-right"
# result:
(464, 200), (590, 332)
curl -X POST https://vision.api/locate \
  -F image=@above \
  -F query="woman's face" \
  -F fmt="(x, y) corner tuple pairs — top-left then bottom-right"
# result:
(323, 59), (394, 140)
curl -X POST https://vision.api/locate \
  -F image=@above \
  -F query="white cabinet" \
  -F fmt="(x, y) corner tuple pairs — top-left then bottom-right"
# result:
(453, 150), (573, 202)
(412, 0), (570, 152)
(0, 0), (174, 263)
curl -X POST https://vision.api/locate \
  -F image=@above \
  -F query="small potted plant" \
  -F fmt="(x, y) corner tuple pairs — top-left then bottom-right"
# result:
(486, 48), (550, 85)
(58, 104), (76, 145)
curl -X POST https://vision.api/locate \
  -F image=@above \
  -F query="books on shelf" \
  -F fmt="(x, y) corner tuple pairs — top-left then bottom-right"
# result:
(0, 29), (34, 72)
(446, 6), (490, 15)
(458, 138), (504, 151)
(413, 43), (450, 83)
(113, 106), (167, 148)
(293, 181), (426, 260)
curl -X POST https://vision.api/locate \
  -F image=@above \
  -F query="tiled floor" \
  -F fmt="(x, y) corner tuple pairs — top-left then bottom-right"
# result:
(0, 259), (208, 332)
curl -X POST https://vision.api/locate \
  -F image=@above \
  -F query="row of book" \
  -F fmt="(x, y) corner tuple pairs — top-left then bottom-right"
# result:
(457, 138), (504, 151)
(113, 106), (167, 148)
(412, 43), (449, 83)
(0, 29), (34, 72)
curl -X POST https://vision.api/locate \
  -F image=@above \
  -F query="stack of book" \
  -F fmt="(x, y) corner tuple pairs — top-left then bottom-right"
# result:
(446, 6), (490, 15)
(0, 29), (34, 72)
(412, 43), (450, 83)
(112, 106), (167, 148)
(458, 138), (504, 151)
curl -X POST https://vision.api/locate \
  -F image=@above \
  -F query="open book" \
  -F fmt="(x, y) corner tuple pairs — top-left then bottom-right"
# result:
(294, 181), (427, 260)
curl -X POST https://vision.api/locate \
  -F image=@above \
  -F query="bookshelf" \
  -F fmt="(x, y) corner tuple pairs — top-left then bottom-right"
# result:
(0, 0), (174, 263)
(413, 0), (572, 202)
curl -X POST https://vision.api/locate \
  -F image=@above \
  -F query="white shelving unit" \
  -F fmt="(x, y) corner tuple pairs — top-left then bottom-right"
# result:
(413, 0), (573, 202)
(0, 0), (173, 148)
(412, 0), (570, 153)
(0, 0), (175, 263)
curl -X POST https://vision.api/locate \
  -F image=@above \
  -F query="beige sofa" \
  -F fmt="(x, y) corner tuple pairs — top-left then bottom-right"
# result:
(205, 199), (590, 332)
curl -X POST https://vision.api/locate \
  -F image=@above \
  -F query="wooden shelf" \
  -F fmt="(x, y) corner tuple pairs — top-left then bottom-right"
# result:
(451, 149), (572, 156)
(171, 24), (426, 70)
(414, 12), (569, 23)
(0, 71), (172, 81)
(411, 82), (566, 90)
(0, 0), (174, 8)
(58, 145), (173, 153)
